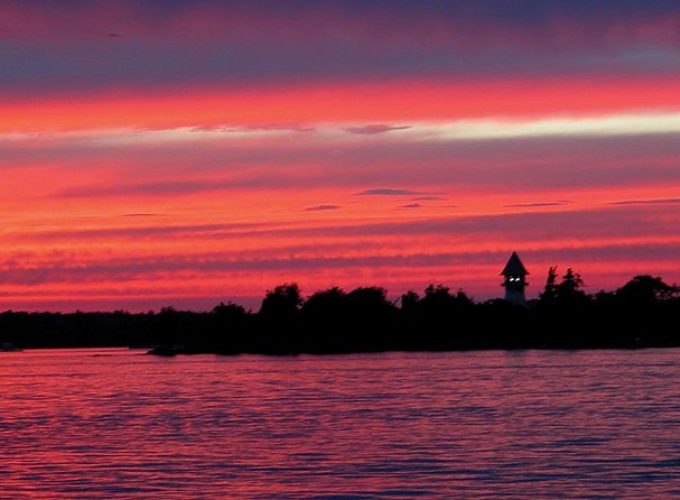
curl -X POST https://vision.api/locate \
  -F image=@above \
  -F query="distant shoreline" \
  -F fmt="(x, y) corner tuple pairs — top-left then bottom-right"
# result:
(1, 276), (678, 355)
(4, 345), (680, 359)
(145, 342), (680, 358)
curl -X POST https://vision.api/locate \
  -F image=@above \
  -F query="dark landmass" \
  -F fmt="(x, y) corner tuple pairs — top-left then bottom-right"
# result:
(0, 273), (678, 355)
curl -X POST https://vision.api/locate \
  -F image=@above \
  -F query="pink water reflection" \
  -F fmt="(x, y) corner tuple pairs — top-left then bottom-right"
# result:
(1, 348), (679, 498)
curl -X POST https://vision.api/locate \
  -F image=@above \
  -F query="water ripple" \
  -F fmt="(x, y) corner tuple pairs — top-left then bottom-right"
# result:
(1, 348), (679, 498)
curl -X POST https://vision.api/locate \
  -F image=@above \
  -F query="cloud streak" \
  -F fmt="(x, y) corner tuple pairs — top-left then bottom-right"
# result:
(505, 201), (572, 208)
(357, 188), (429, 196)
(345, 124), (412, 135)
(606, 197), (680, 206)
(303, 204), (340, 212)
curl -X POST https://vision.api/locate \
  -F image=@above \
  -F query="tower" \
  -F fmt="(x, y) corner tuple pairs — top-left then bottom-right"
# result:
(501, 252), (529, 305)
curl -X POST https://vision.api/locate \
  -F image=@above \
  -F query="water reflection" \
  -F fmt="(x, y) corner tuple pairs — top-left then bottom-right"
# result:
(1, 349), (679, 498)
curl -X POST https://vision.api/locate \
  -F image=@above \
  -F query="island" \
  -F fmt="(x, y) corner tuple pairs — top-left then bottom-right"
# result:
(1, 258), (678, 355)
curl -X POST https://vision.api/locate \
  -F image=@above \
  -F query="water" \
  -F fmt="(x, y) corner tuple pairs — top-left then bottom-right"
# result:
(1, 348), (679, 498)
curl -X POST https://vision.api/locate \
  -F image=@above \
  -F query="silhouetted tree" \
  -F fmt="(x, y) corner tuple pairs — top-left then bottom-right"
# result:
(157, 306), (182, 345)
(420, 284), (451, 312)
(256, 283), (303, 352)
(400, 290), (420, 313)
(453, 289), (474, 307)
(3, 270), (680, 354)
(345, 287), (393, 313)
(259, 283), (302, 319)
(554, 268), (588, 305)
(617, 275), (676, 304)
(212, 302), (248, 331)
(345, 287), (397, 340)
(209, 302), (249, 352)
(303, 287), (346, 314)
(420, 284), (472, 311)
(539, 266), (559, 303)
(302, 287), (347, 330)
(213, 301), (247, 317)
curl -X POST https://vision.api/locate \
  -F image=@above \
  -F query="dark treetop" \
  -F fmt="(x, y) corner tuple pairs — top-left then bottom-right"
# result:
(0, 272), (678, 355)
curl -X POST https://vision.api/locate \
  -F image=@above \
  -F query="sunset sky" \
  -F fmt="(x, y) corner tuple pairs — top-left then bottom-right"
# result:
(2, 0), (680, 311)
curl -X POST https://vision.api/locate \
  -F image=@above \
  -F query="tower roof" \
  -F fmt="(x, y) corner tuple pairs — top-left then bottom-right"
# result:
(501, 252), (529, 276)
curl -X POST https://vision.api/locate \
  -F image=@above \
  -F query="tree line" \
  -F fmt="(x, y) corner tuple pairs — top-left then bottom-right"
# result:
(0, 270), (678, 354)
